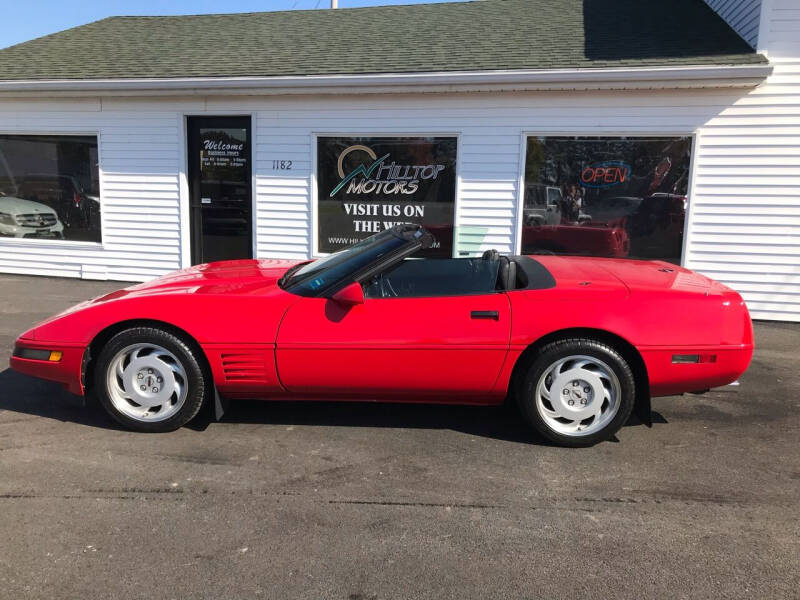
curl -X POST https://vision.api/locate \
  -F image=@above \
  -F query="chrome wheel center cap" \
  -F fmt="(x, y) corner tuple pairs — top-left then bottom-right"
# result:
(120, 352), (180, 409)
(550, 370), (606, 421)
(561, 379), (593, 410)
(136, 368), (163, 394)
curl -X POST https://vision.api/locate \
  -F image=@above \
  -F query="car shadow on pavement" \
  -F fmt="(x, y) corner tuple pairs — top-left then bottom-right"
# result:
(211, 398), (541, 444)
(0, 368), (123, 430)
(0, 368), (663, 445)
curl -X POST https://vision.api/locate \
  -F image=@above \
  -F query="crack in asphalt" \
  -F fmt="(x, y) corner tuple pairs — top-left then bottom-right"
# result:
(0, 489), (776, 510)
(152, 455), (241, 466)
(327, 499), (501, 509)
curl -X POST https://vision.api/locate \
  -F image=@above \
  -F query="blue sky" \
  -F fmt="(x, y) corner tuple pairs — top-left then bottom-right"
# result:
(0, 0), (465, 49)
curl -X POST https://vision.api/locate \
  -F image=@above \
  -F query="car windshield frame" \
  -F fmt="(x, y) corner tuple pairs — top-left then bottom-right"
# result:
(279, 224), (433, 297)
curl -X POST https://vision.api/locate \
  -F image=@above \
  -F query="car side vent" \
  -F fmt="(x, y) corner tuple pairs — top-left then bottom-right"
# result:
(221, 352), (268, 383)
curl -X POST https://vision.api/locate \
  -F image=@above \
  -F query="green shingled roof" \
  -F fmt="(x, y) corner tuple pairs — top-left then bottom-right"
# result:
(0, 0), (766, 81)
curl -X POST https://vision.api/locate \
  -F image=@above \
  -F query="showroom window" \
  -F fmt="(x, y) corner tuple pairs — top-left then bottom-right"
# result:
(0, 135), (101, 243)
(317, 136), (457, 257)
(522, 136), (692, 264)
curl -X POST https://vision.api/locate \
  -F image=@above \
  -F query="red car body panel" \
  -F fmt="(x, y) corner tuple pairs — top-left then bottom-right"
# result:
(10, 254), (754, 405)
(275, 293), (510, 400)
(505, 256), (753, 397)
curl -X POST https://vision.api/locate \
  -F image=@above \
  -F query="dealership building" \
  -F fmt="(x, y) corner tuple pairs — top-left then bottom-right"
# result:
(0, 0), (797, 321)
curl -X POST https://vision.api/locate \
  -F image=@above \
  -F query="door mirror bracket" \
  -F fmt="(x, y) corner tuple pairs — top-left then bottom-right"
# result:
(330, 282), (365, 306)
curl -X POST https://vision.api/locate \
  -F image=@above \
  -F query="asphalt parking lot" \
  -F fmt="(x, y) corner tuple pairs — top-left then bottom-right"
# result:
(0, 274), (798, 599)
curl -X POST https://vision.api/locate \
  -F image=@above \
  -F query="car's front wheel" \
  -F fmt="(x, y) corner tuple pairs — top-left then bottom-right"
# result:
(517, 338), (635, 447)
(93, 327), (208, 432)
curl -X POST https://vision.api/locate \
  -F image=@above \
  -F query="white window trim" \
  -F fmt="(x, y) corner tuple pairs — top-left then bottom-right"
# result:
(0, 130), (104, 249)
(515, 131), (698, 263)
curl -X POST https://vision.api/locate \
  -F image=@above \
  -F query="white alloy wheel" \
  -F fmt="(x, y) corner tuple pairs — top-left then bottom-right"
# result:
(105, 343), (188, 422)
(534, 354), (622, 437)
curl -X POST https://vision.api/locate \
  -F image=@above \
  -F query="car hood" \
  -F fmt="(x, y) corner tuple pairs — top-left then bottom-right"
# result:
(95, 259), (305, 302)
(17, 259), (307, 342)
(0, 195), (57, 215)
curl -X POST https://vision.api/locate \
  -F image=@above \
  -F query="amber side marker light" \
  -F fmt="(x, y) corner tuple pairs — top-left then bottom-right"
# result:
(672, 354), (717, 364)
(13, 347), (62, 362)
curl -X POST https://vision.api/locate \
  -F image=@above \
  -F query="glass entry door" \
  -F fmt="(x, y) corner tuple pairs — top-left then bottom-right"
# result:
(187, 116), (252, 265)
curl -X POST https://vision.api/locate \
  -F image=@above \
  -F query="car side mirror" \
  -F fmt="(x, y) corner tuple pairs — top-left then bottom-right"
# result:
(331, 282), (364, 306)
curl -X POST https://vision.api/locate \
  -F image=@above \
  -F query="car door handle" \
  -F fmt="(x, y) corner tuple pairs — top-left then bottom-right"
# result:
(471, 310), (499, 320)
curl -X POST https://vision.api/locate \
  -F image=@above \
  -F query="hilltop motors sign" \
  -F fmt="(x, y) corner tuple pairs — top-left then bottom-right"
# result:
(317, 136), (456, 255)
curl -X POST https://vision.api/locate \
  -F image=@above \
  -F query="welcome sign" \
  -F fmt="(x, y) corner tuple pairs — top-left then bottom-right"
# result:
(317, 136), (456, 255)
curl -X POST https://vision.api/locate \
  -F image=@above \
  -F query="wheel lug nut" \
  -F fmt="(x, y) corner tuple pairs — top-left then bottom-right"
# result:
(148, 369), (153, 374)
(572, 381), (579, 387)
(152, 387), (159, 393)
(562, 389), (569, 396)
(157, 377), (163, 383)
(140, 385), (146, 391)
(137, 373), (143, 380)
(584, 387), (590, 393)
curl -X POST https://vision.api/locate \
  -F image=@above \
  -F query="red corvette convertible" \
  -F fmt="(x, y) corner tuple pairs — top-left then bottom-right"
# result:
(10, 225), (753, 447)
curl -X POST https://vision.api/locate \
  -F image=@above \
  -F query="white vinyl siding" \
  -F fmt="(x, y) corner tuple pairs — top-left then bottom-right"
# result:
(705, 0), (762, 48)
(685, 0), (800, 322)
(240, 96), (525, 258)
(2, 83), (799, 320)
(242, 92), (745, 261)
(242, 89), (800, 321)
(0, 101), (183, 281)
(2, 0), (800, 323)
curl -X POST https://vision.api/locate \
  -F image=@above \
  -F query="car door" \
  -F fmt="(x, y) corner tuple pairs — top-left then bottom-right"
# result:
(275, 292), (511, 400)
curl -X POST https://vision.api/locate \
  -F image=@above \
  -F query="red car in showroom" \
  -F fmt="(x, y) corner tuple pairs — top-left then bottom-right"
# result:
(10, 225), (753, 447)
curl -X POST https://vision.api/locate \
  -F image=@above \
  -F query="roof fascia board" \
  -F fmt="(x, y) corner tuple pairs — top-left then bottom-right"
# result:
(0, 64), (772, 96)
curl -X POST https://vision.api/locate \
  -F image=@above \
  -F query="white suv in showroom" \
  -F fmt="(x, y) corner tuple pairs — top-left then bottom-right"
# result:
(0, 194), (64, 239)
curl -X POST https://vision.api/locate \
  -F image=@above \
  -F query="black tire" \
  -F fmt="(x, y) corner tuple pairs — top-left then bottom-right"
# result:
(93, 327), (209, 432)
(516, 338), (635, 447)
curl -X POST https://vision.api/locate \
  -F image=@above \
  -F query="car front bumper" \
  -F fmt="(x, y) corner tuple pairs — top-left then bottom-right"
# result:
(10, 337), (86, 395)
(0, 222), (65, 239)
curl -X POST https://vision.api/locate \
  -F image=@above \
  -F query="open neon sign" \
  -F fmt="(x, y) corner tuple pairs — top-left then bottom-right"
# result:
(580, 161), (632, 188)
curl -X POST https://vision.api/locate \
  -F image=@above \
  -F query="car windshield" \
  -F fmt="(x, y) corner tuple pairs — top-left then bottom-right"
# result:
(280, 225), (428, 296)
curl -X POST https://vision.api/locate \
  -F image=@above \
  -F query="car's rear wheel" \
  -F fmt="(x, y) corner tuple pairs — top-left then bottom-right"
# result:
(93, 327), (208, 432)
(517, 338), (635, 447)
